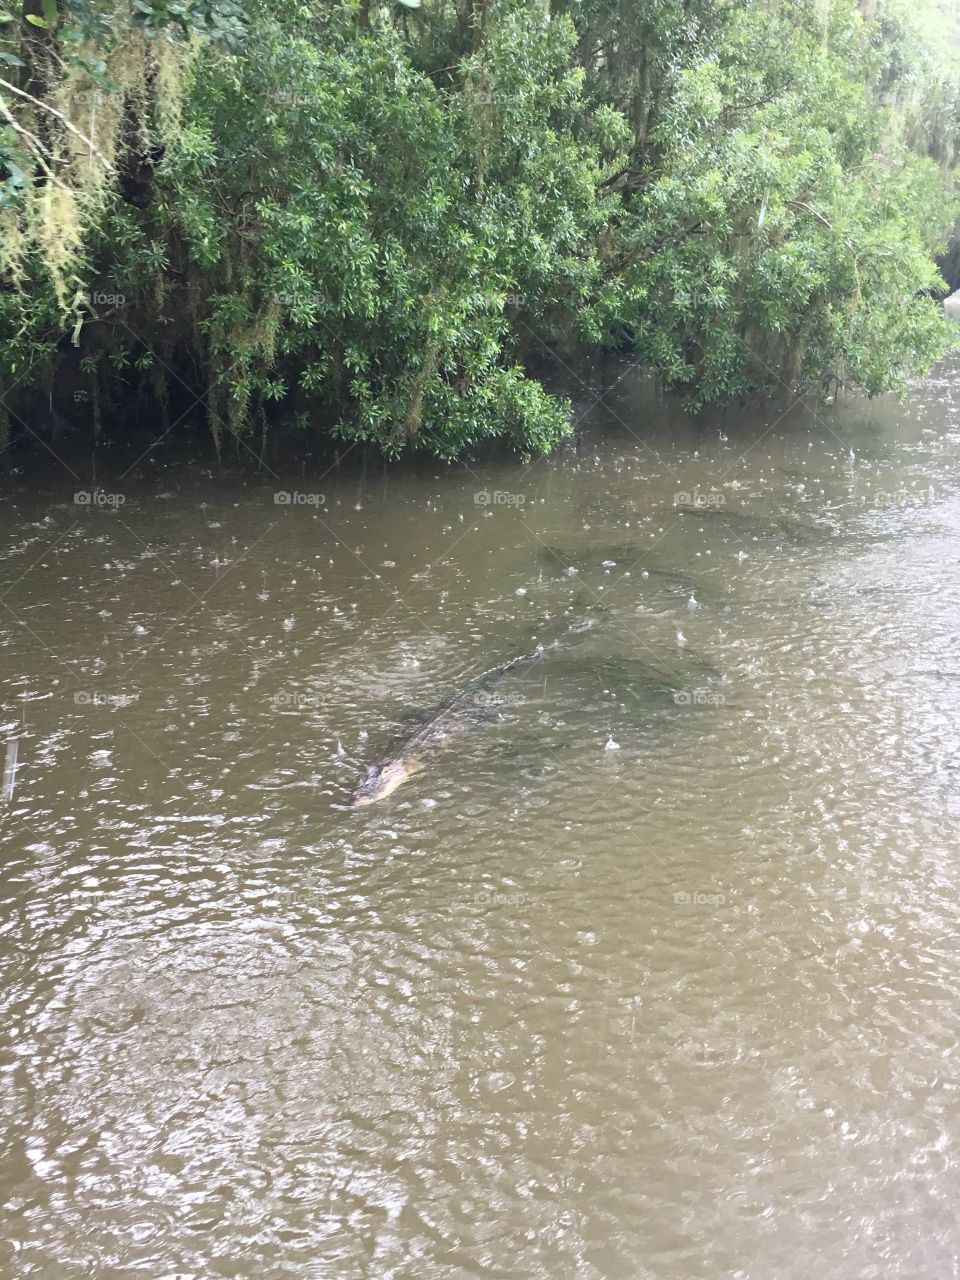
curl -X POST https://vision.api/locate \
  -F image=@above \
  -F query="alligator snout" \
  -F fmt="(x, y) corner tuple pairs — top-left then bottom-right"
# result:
(349, 758), (412, 805)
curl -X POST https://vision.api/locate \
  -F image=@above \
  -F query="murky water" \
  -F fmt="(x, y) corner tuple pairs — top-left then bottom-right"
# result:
(3, 354), (960, 1278)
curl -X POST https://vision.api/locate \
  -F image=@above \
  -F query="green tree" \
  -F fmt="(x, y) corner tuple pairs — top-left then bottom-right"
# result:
(0, 0), (958, 461)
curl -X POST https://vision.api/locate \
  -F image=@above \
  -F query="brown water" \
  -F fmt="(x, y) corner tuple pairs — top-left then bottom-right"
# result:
(3, 355), (960, 1278)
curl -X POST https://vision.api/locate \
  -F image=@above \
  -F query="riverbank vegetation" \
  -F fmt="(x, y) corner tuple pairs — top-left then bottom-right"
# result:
(1, 0), (959, 459)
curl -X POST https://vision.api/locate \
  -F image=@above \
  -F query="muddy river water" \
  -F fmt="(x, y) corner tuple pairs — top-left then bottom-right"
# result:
(2, 354), (960, 1278)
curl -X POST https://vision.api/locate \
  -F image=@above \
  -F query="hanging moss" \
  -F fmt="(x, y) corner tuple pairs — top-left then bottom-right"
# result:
(1, 10), (209, 311)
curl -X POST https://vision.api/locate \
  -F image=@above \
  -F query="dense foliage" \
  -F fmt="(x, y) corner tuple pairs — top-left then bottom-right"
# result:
(1, 0), (959, 459)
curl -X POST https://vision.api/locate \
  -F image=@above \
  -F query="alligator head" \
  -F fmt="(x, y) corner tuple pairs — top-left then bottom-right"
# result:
(349, 757), (420, 806)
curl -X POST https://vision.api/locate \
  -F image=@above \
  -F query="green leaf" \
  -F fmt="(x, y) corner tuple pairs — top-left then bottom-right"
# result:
(2, 158), (26, 188)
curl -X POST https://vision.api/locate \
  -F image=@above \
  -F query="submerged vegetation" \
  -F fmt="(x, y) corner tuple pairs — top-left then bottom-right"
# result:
(1, 0), (959, 460)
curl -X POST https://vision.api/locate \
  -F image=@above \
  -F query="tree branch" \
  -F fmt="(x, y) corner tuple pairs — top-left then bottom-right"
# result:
(0, 76), (114, 171)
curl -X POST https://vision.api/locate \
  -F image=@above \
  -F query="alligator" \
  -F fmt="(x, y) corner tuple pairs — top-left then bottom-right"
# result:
(349, 646), (546, 805)
(672, 504), (839, 545)
(536, 544), (730, 603)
